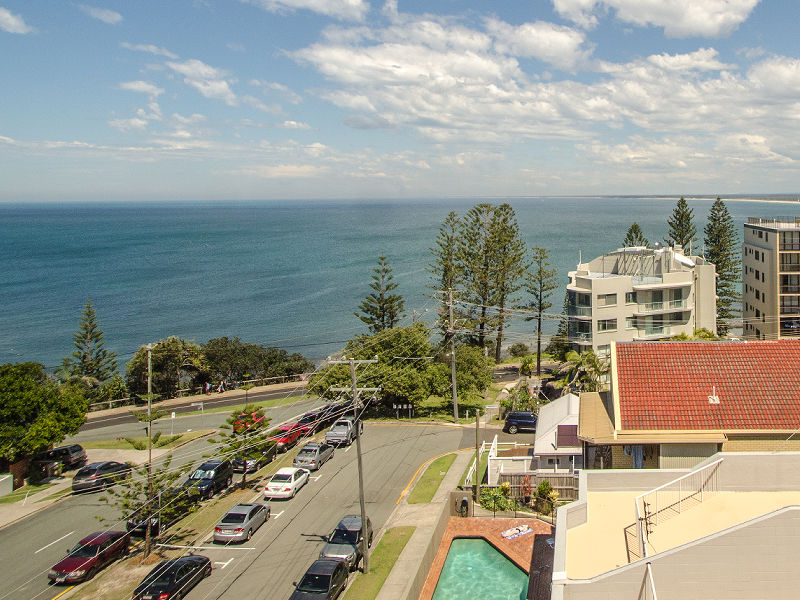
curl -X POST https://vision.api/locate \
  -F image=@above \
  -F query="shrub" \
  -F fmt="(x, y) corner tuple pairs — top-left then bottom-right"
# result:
(509, 343), (530, 358)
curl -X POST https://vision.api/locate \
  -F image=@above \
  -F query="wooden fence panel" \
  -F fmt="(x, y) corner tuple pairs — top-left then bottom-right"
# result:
(497, 472), (579, 501)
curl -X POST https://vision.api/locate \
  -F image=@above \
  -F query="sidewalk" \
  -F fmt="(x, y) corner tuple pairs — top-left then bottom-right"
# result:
(0, 476), (74, 530)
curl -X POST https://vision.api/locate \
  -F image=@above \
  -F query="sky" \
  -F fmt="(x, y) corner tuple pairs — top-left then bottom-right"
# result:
(1, 0), (800, 201)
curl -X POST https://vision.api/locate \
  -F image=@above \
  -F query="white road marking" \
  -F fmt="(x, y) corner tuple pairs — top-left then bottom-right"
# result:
(272, 511), (285, 519)
(310, 475), (322, 481)
(156, 543), (255, 551)
(344, 445), (352, 453)
(213, 558), (234, 569)
(35, 531), (75, 554)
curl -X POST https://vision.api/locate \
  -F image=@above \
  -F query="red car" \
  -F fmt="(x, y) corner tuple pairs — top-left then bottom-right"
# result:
(48, 531), (130, 584)
(272, 423), (305, 451)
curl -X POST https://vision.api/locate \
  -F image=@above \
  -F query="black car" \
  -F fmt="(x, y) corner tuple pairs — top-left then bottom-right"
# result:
(36, 444), (87, 470)
(291, 559), (349, 600)
(319, 514), (373, 570)
(232, 445), (277, 473)
(503, 411), (537, 434)
(183, 459), (233, 499)
(297, 410), (325, 433)
(72, 461), (131, 493)
(132, 555), (211, 600)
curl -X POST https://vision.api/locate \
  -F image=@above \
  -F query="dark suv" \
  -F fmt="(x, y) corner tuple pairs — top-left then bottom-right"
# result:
(183, 459), (233, 499)
(503, 411), (537, 434)
(319, 514), (373, 570)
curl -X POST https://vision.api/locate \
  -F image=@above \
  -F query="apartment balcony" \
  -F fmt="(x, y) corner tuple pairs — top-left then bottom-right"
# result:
(779, 264), (800, 273)
(633, 325), (672, 340)
(633, 299), (687, 315)
(569, 332), (593, 345)
(566, 305), (592, 318)
(780, 286), (800, 294)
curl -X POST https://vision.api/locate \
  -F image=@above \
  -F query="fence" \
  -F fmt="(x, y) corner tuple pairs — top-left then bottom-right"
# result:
(632, 458), (723, 560)
(496, 472), (579, 502)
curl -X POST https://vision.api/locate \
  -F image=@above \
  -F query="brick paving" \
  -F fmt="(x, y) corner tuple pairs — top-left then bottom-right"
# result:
(418, 517), (554, 600)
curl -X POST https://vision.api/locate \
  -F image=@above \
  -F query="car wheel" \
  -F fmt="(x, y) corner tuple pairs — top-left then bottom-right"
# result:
(246, 529), (252, 541)
(368, 533), (373, 548)
(227, 475), (233, 487)
(204, 565), (212, 578)
(508, 425), (518, 434)
(84, 568), (97, 581)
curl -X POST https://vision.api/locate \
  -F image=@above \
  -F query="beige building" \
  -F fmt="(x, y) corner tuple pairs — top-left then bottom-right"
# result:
(566, 246), (716, 356)
(742, 216), (800, 340)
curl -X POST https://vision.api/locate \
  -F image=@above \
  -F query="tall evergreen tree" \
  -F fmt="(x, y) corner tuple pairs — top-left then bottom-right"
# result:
(704, 197), (740, 336)
(489, 204), (527, 362)
(525, 247), (558, 375)
(355, 255), (405, 333)
(665, 197), (697, 251)
(58, 298), (117, 386)
(458, 203), (496, 349)
(546, 292), (571, 362)
(428, 211), (464, 339)
(623, 222), (649, 247)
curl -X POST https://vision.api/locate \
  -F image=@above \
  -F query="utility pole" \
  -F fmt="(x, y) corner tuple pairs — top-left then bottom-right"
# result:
(475, 406), (480, 502)
(448, 289), (459, 423)
(331, 357), (379, 574)
(145, 343), (154, 557)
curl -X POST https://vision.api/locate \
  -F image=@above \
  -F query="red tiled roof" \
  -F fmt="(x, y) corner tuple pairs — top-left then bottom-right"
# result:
(614, 340), (800, 431)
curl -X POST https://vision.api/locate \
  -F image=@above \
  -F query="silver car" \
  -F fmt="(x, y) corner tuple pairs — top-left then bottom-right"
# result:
(293, 442), (335, 471)
(213, 503), (270, 544)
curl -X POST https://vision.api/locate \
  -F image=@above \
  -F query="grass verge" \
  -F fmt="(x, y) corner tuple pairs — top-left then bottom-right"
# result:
(80, 429), (215, 450)
(37, 487), (73, 503)
(407, 454), (457, 504)
(178, 394), (307, 417)
(458, 449), (488, 488)
(0, 483), (54, 504)
(343, 526), (416, 600)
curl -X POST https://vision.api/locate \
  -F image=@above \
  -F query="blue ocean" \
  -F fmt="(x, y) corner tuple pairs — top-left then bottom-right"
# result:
(1, 197), (797, 369)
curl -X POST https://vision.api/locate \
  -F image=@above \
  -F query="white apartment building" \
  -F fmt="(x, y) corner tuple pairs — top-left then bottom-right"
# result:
(742, 216), (800, 340)
(565, 246), (717, 355)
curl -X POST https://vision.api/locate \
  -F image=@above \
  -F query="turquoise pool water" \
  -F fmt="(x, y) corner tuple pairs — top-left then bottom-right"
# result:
(431, 537), (529, 600)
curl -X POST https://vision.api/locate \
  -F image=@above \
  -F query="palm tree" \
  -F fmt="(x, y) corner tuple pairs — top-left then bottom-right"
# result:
(556, 350), (609, 392)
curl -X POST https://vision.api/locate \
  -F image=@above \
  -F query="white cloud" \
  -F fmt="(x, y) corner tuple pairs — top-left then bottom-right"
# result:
(279, 120), (312, 129)
(250, 79), (303, 104)
(173, 113), (206, 124)
(237, 164), (325, 178)
(166, 59), (238, 105)
(0, 7), (35, 34)
(646, 47), (733, 72)
(487, 19), (592, 70)
(118, 81), (164, 98)
(78, 4), (122, 25)
(552, 0), (759, 37)
(120, 42), (178, 59)
(241, 0), (368, 22)
(242, 95), (281, 113)
(108, 117), (148, 131)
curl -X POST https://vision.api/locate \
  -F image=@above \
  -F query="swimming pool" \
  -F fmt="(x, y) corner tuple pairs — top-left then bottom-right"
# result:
(431, 537), (529, 600)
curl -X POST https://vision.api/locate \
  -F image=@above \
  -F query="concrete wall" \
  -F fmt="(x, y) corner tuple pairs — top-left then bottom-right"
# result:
(561, 507), (800, 600)
(408, 501), (451, 600)
(722, 434), (800, 453)
(658, 443), (717, 469)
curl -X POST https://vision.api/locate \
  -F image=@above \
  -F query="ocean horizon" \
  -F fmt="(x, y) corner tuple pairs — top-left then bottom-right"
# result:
(2, 196), (798, 371)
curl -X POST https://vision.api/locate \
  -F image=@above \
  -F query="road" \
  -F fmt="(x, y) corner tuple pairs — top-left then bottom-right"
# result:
(80, 384), (308, 432)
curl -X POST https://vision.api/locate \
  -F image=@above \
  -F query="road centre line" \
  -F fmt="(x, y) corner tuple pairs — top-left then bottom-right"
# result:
(35, 531), (75, 554)
(156, 543), (256, 551)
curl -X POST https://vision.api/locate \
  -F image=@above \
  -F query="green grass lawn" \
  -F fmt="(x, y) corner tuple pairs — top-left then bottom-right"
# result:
(80, 429), (215, 450)
(37, 487), (73, 503)
(177, 394), (307, 416)
(343, 526), (416, 600)
(407, 454), (457, 504)
(0, 482), (54, 504)
(458, 449), (488, 488)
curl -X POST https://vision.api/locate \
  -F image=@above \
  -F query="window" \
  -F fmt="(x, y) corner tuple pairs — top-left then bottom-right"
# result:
(755, 269), (760, 279)
(597, 319), (617, 332)
(547, 458), (555, 465)
(597, 344), (610, 357)
(762, 272), (766, 282)
(625, 291), (637, 304)
(597, 293), (617, 306)
(755, 251), (760, 260)
(756, 309), (760, 318)
(766, 232), (769, 242)
(626, 317), (635, 329)
(758, 230), (763, 238)
(756, 289), (760, 300)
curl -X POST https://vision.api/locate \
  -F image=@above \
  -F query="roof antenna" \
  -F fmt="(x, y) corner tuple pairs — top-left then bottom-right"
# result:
(708, 385), (720, 405)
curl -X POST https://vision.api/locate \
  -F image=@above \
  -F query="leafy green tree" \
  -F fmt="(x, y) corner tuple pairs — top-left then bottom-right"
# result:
(126, 337), (204, 399)
(479, 484), (512, 515)
(428, 211), (464, 339)
(210, 404), (274, 490)
(488, 204), (528, 362)
(704, 197), (740, 336)
(57, 298), (118, 388)
(665, 196), (697, 251)
(623, 222), (649, 247)
(260, 347), (314, 378)
(96, 374), (128, 403)
(508, 343), (530, 358)
(556, 350), (608, 392)
(0, 362), (87, 462)
(355, 255), (405, 333)
(430, 343), (493, 400)
(100, 453), (195, 558)
(525, 247), (558, 376)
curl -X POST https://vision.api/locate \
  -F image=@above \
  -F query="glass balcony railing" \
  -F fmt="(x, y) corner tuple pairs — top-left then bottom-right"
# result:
(639, 325), (671, 338)
(636, 299), (686, 312)
(567, 306), (592, 317)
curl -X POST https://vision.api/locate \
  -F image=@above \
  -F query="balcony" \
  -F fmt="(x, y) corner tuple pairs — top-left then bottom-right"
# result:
(567, 305), (592, 318)
(780, 286), (800, 294)
(569, 332), (593, 345)
(634, 325), (672, 340)
(634, 299), (687, 314)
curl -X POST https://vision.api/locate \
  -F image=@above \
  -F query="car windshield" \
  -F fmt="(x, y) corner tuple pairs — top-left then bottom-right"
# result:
(271, 473), (291, 482)
(296, 573), (331, 594)
(330, 425), (348, 433)
(221, 513), (247, 524)
(70, 544), (99, 558)
(297, 449), (316, 457)
(75, 467), (97, 478)
(330, 529), (358, 545)
(190, 469), (215, 480)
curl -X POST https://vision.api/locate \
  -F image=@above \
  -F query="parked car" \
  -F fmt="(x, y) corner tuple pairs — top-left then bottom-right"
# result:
(232, 444), (277, 473)
(290, 559), (350, 600)
(503, 411), (538, 434)
(132, 555), (212, 600)
(48, 531), (130, 584)
(296, 410), (325, 433)
(213, 503), (270, 544)
(264, 467), (310, 499)
(182, 459), (233, 499)
(35, 444), (87, 470)
(339, 414), (363, 435)
(325, 420), (356, 446)
(272, 423), (305, 451)
(293, 442), (335, 471)
(72, 461), (131, 493)
(319, 515), (373, 570)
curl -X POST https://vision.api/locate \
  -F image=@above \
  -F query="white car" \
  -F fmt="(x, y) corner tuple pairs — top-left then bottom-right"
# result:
(264, 467), (310, 499)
